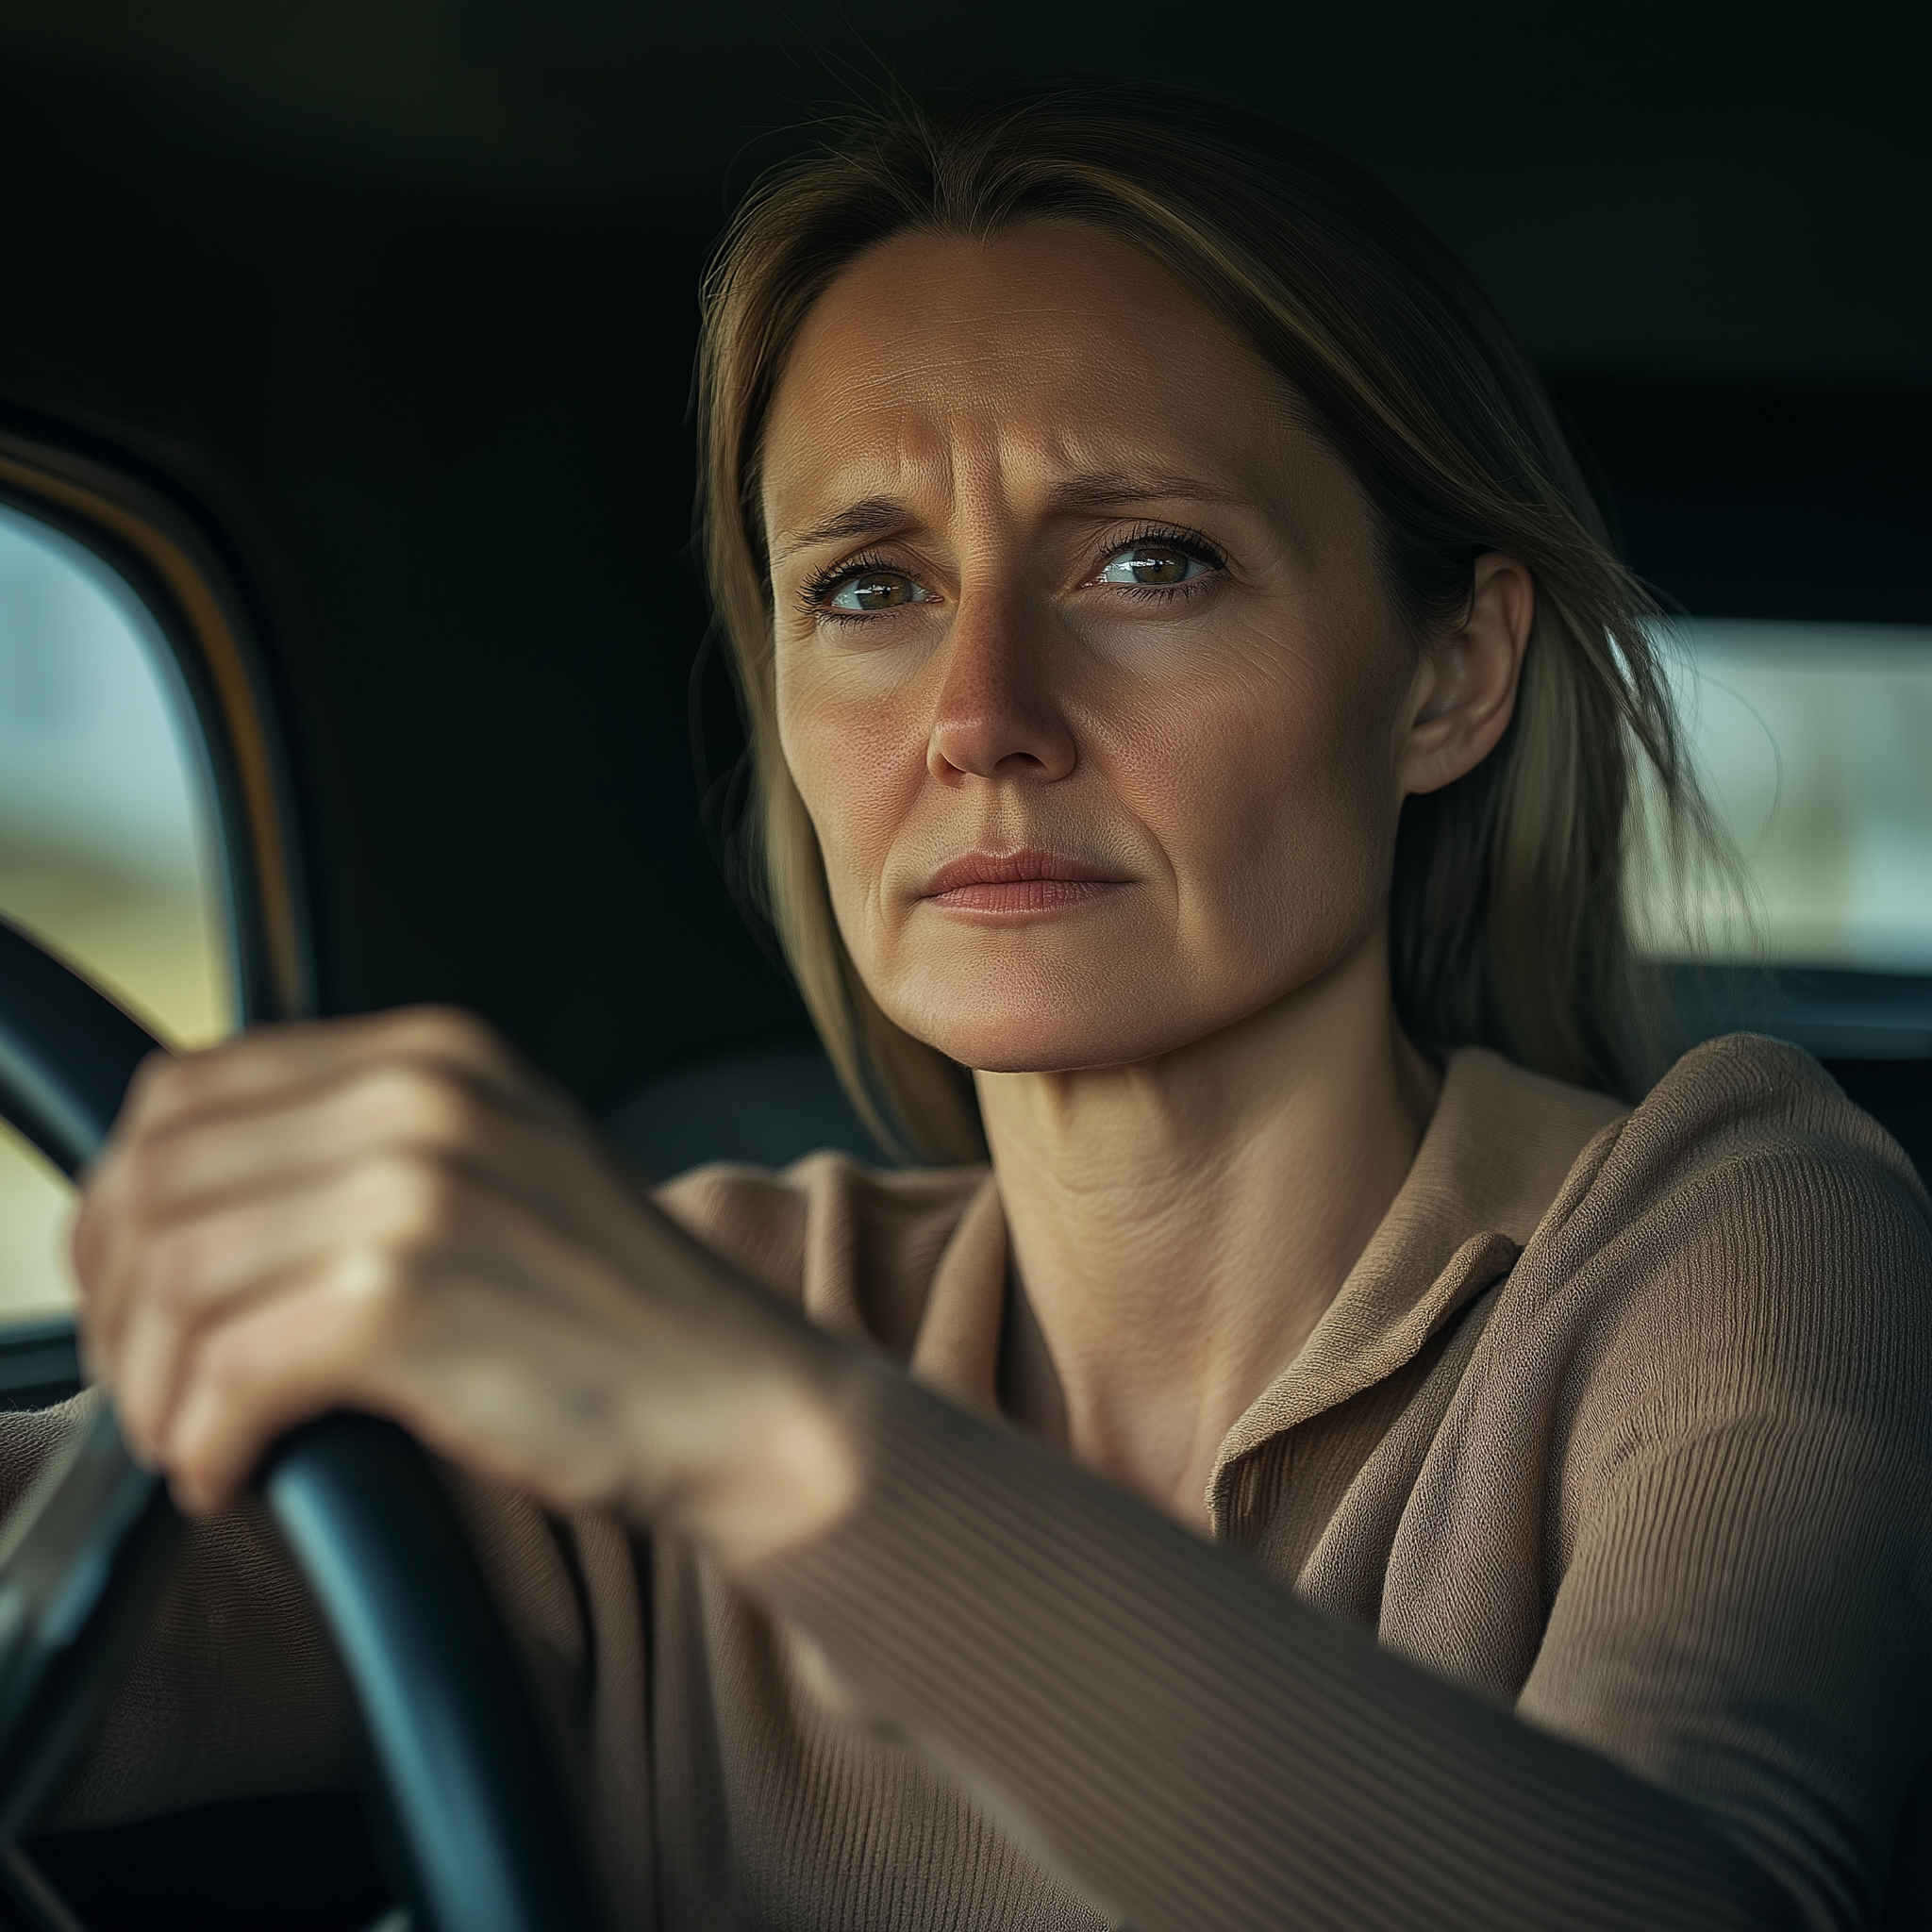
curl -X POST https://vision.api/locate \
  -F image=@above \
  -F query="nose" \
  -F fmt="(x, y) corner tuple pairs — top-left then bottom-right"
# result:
(926, 590), (1077, 786)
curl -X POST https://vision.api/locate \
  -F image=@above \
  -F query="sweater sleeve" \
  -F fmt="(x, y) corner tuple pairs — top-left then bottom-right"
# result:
(743, 1047), (1932, 1932)
(0, 1395), (367, 1828)
(747, 1357), (1804, 1932)
(1509, 1053), (1932, 1932)
(6, 1400), (592, 1833)
(1519, 1402), (1926, 1932)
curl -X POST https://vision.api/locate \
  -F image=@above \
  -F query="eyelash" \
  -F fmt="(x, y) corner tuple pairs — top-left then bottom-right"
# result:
(797, 550), (902, 624)
(1103, 524), (1227, 600)
(796, 524), (1229, 621)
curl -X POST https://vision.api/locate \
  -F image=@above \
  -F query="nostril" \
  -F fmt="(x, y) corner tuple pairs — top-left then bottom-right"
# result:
(925, 648), (1079, 783)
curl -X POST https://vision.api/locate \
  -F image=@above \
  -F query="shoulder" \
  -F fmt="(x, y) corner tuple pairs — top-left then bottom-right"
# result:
(654, 1152), (990, 1325)
(1574, 1031), (1929, 1249)
(1508, 1033), (1932, 1427)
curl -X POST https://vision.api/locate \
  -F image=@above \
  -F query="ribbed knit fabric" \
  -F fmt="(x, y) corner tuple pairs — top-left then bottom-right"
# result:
(707, 1034), (1932, 1932)
(8, 1034), (1929, 1932)
(755, 1363), (1801, 1930)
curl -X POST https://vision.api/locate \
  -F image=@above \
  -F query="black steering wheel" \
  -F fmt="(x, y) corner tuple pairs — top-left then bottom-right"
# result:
(0, 917), (597, 1932)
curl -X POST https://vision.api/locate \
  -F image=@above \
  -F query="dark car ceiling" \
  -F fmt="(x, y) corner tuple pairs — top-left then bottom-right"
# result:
(0, 0), (1925, 1104)
(6, 0), (1927, 384)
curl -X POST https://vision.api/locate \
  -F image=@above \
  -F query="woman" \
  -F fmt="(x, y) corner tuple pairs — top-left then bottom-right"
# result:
(59, 82), (1932, 1931)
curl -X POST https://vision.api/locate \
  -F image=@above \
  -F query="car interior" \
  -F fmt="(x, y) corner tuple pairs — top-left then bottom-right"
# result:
(0, 1), (1924, 1925)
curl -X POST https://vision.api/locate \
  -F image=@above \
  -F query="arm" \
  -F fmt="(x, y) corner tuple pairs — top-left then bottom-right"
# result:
(73, 1010), (1915, 1929)
(746, 1358), (1804, 1932)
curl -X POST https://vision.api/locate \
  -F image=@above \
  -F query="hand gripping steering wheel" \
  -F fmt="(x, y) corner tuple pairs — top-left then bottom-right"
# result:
(0, 917), (597, 1932)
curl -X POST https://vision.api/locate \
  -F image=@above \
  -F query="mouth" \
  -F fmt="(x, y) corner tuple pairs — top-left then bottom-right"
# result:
(919, 848), (1132, 915)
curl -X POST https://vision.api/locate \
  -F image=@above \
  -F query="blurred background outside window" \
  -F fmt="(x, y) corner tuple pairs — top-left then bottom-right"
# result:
(0, 502), (234, 1320)
(1630, 621), (1932, 973)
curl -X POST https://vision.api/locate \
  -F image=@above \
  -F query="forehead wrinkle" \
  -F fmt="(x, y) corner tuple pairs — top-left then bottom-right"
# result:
(767, 399), (1276, 567)
(1045, 469), (1256, 516)
(768, 425), (964, 559)
(771, 458), (1261, 563)
(772, 408), (1058, 562)
(803, 295), (1140, 394)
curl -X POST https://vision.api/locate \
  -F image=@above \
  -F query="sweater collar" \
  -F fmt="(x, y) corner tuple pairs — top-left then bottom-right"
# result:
(909, 1048), (1626, 1483)
(1207, 1048), (1626, 1480)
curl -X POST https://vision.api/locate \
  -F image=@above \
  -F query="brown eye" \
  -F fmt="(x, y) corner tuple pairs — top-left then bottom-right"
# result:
(1095, 542), (1210, 588)
(826, 568), (925, 612)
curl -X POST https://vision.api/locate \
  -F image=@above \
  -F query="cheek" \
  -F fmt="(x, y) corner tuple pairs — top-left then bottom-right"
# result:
(774, 649), (925, 912)
(1121, 633), (1404, 958)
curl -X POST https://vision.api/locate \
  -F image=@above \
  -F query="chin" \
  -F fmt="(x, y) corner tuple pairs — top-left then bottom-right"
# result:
(891, 977), (1214, 1075)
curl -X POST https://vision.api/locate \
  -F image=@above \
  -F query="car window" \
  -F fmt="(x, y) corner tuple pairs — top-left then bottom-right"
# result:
(1631, 620), (1932, 974)
(0, 501), (235, 1319)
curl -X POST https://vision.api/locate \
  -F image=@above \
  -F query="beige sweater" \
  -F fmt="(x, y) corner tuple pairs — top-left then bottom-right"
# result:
(15, 1035), (1932, 1931)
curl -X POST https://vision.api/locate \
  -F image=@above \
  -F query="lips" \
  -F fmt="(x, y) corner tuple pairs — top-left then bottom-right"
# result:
(920, 848), (1130, 915)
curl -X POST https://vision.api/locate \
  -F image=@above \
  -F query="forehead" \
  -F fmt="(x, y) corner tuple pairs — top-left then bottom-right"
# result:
(760, 224), (1299, 525)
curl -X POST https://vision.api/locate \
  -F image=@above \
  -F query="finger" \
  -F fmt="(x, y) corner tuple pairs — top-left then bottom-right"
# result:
(71, 1044), (177, 1291)
(102, 1135), (622, 1464)
(101, 1146), (473, 1450)
(78, 1051), (571, 1356)
(157, 1254), (416, 1514)
(76, 1061), (362, 1319)
(113, 1007), (530, 1144)
(79, 1008), (525, 1289)
(92, 1056), (511, 1260)
(150, 1179), (622, 1513)
(104, 1191), (339, 1453)
(83, 1147), (350, 1383)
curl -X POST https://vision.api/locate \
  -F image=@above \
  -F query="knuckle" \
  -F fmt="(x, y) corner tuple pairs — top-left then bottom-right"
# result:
(397, 1004), (503, 1064)
(359, 1148), (466, 1249)
(325, 1243), (417, 1354)
(359, 1062), (483, 1147)
(143, 1223), (219, 1319)
(344, 1248), (414, 1334)
(196, 1324), (258, 1400)
(115, 1135), (180, 1214)
(122, 1046), (185, 1114)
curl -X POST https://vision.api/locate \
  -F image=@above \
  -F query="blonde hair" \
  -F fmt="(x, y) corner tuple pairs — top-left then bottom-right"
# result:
(697, 81), (1702, 1160)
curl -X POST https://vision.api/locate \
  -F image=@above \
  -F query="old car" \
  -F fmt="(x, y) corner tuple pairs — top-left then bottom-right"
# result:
(0, 2), (1925, 1926)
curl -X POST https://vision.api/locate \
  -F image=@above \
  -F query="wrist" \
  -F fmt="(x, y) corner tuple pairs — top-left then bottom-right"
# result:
(611, 1208), (865, 1565)
(655, 1347), (864, 1571)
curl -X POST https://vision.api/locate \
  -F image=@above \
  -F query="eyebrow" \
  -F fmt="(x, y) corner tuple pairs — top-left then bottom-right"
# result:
(773, 472), (1250, 561)
(774, 497), (908, 559)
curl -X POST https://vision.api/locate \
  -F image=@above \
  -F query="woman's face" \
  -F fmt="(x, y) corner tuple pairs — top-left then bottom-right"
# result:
(761, 223), (1462, 1074)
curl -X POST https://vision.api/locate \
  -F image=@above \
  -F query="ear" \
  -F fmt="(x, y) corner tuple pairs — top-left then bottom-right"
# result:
(1398, 552), (1534, 798)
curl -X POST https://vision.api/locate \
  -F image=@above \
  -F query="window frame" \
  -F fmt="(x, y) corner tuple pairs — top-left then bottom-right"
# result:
(0, 424), (312, 1026)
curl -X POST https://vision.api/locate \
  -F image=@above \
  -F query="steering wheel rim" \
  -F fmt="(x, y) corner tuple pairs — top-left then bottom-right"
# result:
(0, 914), (598, 1932)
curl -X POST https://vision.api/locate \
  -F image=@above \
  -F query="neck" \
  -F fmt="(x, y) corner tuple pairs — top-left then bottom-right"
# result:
(977, 925), (1440, 1531)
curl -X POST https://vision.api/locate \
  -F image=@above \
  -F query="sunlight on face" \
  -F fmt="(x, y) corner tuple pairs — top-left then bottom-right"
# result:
(761, 223), (1422, 1074)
